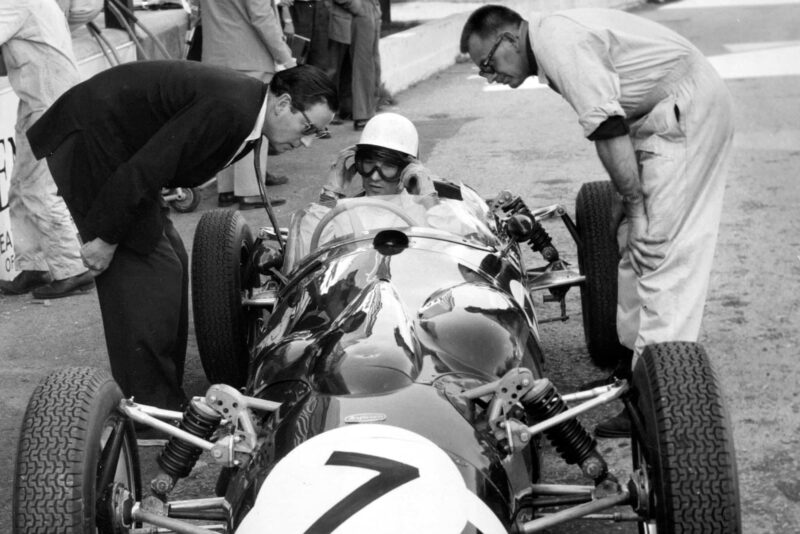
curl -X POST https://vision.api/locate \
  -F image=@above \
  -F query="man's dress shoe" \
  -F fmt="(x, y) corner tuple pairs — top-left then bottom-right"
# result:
(0, 270), (52, 295)
(32, 271), (95, 299)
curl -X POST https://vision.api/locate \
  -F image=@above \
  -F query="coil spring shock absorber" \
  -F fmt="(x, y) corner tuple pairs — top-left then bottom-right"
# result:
(525, 219), (559, 263)
(523, 379), (608, 483)
(155, 399), (221, 487)
(498, 194), (559, 262)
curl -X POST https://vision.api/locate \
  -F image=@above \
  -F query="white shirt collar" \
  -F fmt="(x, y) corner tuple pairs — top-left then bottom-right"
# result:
(225, 93), (269, 167)
(247, 92), (269, 142)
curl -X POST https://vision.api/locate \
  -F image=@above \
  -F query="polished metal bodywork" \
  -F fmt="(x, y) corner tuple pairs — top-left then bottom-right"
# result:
(228, 216), (548, 528)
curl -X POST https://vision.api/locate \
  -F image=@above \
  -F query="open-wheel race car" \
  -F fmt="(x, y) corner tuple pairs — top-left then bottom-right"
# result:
(13, 181), (741, 533)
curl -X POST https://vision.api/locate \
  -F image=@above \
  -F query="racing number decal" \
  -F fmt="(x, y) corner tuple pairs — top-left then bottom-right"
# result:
(304, 451), (420, 534)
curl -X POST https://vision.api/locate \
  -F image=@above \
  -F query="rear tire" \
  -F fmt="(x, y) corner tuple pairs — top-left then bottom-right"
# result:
(13, 367), (141, 533)
(575, 181), (630, 368)
(192, 209), (258, 387)
(631, 342), (741, 533)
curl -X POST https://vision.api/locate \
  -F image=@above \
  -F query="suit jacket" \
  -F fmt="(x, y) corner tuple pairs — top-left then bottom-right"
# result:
(199, 0), (292, 72)
(27, 60), (267, 254)
(328, 0), (363, 44)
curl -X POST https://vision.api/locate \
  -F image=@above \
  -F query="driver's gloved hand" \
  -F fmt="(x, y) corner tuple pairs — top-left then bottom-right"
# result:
(324, 145), (357, 193)
(400, 162), (437, 196)
(320, 146), (357, 204)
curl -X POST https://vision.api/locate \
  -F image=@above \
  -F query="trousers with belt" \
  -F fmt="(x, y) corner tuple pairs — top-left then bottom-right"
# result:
(616, 54), (734, 359)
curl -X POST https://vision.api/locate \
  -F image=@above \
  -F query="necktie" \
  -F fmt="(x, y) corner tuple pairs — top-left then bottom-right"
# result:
(231, 140), (257, 165)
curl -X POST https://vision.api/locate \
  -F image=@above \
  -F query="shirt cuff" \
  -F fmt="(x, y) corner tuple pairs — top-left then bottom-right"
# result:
(588, 115), (630, 141)
(578, 101), (626, 138)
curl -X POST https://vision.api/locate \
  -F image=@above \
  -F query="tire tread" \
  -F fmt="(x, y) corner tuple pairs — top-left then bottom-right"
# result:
(637, 342), (741, 533)
(191, 209), (252, 387)
(576, 181), (629, 368)
(13, 367), (119, 532)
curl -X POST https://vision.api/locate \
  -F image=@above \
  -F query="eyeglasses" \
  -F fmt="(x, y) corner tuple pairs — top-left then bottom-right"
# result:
(478, 32), (512, 76)
(295, 107), (330, 139)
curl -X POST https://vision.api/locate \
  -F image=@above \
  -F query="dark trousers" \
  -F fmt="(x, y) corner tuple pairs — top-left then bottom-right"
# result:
(351, 0), (381, 121)
(45, 134), (188, 411)
(330, 39), (352, 118)
(290, 0), (331, 70)
(94, 219), (188, 410)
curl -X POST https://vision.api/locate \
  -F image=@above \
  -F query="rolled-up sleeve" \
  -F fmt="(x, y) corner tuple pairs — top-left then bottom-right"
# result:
(536, 16), (625, 138)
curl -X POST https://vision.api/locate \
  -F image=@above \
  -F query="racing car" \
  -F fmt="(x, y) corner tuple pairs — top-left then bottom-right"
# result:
(12, 181), (741, 533)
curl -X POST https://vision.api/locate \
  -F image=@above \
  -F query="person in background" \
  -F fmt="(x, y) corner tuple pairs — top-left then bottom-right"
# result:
(0, 0), (101, 299)
(461, 5), (734, 437)
(198, 0), (297, 208)
(27, 61), (337, 412)
(327, 0), (358, 123)
(289, 0), (330, 71)
(350, 0), (381, 130)
(277, 0), (295, 42)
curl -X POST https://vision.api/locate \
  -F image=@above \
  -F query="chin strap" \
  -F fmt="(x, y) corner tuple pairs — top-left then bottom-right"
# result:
(253, 137), (285, 252)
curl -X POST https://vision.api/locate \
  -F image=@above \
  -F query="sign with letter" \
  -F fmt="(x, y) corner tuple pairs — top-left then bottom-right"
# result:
(0, 84), (18, 280)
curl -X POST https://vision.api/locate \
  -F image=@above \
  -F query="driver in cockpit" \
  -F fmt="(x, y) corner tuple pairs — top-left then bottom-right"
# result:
(318, 112), (438, 203)
(287, 113), (489, 263)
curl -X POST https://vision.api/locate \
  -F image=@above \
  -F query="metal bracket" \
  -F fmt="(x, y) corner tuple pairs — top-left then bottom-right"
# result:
(204, 384), (281, 454)
(490, 368), (536, 414)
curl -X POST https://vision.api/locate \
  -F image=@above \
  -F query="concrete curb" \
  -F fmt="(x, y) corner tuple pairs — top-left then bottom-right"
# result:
(380, 0), (646, 94)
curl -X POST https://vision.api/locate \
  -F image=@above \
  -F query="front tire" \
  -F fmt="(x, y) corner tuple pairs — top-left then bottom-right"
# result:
(575, 181), (630, 368)
(631, 342), (741, 533)
(192, 209), (258, 387)
(13, 367), (141, 533)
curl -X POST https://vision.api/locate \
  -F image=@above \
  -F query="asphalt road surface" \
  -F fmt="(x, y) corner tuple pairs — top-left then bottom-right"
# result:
(2, 0), (799, 531)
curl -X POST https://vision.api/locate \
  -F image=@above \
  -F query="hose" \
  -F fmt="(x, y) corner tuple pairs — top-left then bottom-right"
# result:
(253, 137), (286, 253)
(106, 0), (174, 60)
(86, 21), (121, 66)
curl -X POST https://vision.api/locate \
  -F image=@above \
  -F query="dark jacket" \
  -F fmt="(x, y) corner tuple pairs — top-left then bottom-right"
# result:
(328, 0), (363, 44)
(28, 60), (267, 254)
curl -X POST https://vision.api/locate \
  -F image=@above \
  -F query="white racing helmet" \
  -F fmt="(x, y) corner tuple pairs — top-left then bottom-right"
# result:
(357, 112), (419, 158)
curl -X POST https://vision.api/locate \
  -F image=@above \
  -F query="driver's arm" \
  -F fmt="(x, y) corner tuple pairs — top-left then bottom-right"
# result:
(320, 145), (357, 205)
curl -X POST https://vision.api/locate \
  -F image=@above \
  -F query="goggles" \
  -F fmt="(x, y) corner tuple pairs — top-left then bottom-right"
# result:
(354, 147), (411, 183)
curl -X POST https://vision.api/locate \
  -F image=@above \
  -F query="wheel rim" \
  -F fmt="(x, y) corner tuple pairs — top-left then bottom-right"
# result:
(632, 431), (657, 534)
(95, 413), (138, 532)
(239, 238), (262, 355)
(171, 189), (197, 211)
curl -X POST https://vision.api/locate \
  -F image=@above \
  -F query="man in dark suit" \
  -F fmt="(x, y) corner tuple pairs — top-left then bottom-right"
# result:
(27, 60), (338, 411)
